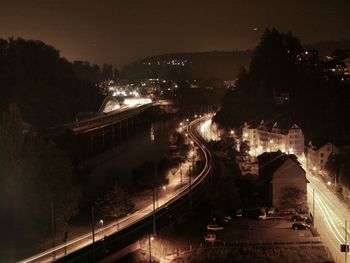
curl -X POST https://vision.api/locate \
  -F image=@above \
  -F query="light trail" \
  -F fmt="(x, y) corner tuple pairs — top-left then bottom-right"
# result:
(20, 115), (213, 263)
(307, 174), (350, 262)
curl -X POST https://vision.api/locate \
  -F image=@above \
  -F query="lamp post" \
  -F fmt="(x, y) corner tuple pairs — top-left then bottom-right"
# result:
(148, 235), (154, 263)
(152, 185), (157, 237)
(179, 164), (183, 186)
(99, 219), (104, 232)
(50, 202), (56, 260)
(91, 207), (96, 263)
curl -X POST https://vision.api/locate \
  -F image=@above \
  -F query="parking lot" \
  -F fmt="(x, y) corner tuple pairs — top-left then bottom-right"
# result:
(211, 217), (316, 243)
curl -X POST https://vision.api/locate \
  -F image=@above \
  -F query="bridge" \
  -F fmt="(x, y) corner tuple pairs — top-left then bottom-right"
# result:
(48, 97), (173, 159)
(19, 115), (213, 263)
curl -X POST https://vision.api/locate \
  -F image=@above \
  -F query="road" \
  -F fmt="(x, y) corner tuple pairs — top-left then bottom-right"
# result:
(307, 174), (350, 263)
(19, 115), (213, 263)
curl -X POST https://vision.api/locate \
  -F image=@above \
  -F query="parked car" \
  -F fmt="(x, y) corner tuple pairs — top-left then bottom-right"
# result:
(258, 213), (267, 220)
(291, 215), (307, 222)
(277, 208), (296, 215)
(219, 218), (230, 224)
(224, 216), (232, 221)
(304, 217), (312, 224)
(207, 224), (224, 231)
(267, 207), (275, 215)
(292, 222), (310, 230)
(258, 208), (266, 220)
(204, 233), (216, 242)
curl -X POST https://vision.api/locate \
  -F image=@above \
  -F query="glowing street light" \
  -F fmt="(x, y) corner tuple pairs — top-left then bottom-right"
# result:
(230, 130), (234, 135)
(99, 219), (104, 234)
(327, 181), (332, 186)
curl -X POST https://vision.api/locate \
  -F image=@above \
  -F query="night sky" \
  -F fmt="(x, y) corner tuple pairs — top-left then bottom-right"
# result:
(1, 0), (349, 66)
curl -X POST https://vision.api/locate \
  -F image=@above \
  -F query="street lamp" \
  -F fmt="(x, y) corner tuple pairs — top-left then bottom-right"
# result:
(148, 235), (154, 263)
(99, 219), (104, 234)
(179, 164), (183, 185)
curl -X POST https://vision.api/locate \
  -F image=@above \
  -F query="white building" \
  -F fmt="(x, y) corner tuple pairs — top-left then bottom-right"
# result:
(242, 120), (304, 156)
(307, 142), (339, 173)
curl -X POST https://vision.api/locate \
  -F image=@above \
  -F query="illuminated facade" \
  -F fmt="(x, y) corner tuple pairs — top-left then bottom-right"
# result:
(307, 142), (339, 172)
(242, 120), (304, 156)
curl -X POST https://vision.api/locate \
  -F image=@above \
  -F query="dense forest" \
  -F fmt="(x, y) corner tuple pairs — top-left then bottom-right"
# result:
(214, 28), (350, 142)
(0, 38), (104, 128)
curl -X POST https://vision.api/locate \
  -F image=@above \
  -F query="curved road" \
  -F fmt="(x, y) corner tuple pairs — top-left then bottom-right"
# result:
(308, 174), (350, 263)
(19, 115), (213, 263)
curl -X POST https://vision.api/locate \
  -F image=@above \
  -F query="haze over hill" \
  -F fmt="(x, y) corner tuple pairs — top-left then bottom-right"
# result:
(120, 38), (350, 81)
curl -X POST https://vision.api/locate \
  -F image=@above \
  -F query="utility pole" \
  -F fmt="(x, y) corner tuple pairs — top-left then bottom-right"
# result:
(64, 231), (68, 255)
(91, 207), (96, 263)
(149, 234), (152, 263)
(152, 185), (157, 237)
(180, 164), (183, 186)
(51, 202), (56, 260)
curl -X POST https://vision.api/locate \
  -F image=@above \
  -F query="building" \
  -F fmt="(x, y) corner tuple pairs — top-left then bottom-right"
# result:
(307, 142), (339, 173)
(242, 120), (304, 156)
(258, 152), (307, 209)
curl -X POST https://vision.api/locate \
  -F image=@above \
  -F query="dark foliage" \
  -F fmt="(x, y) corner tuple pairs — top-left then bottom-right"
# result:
(94, 180), (134, 219)
(0, 115), (80, 245)
(72, 61), (117, 83)
(0, 38), (102, 128)
(215, 28), (350, 141)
